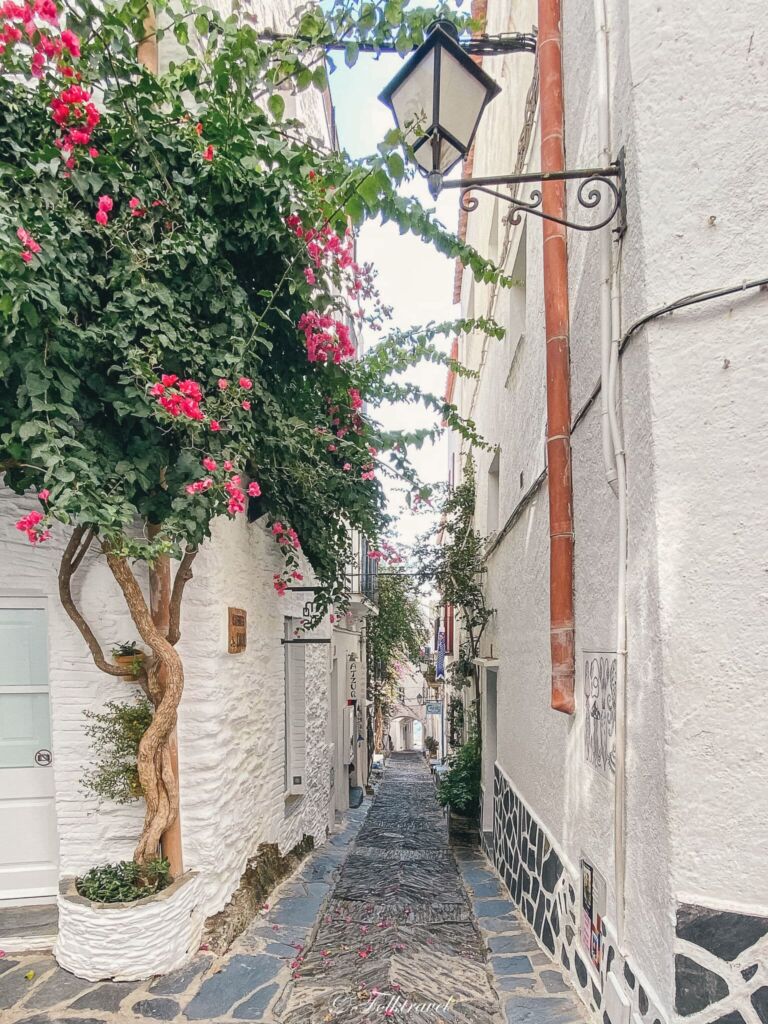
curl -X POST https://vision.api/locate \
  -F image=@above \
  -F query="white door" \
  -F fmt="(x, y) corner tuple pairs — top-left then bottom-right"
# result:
(0, 602), (59, 901)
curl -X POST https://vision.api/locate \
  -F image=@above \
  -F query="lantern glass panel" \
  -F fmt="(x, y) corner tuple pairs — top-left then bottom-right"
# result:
(388, 47), (435, 139)
(438, 47), (490, 156)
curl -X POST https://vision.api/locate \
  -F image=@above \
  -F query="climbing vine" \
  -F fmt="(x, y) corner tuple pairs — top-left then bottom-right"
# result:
(415, 457), (493, 685)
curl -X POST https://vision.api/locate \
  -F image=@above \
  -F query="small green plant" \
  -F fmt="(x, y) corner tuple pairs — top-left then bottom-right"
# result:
(111, 641), (141, 657)
(424, 736), (440, 757)
(81, 698), (153, 804)
(437, 735), (481, 817)
(448, 693), (466, 748)
(76, 858), (171, 903)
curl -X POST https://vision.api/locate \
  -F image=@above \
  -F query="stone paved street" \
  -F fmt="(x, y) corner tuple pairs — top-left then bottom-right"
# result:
(0, 754), (588, 1024)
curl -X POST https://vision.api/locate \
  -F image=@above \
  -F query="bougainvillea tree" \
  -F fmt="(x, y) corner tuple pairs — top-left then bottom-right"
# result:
(0, 0), (504, 863)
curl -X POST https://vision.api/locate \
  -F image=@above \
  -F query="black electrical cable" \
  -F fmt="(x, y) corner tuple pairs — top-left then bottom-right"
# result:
(572, 274), (768, 431)
(618, 274), (768, 355)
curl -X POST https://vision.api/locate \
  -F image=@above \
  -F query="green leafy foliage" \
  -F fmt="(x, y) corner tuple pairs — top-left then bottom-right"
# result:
(81, 698), (153, 804)
(448, 691), (465, 747)
(76, 857), (171, 903)
(437, 733), (481, 815)
(415, 458), (493, 672)
(424, 734), (439, 756)
(0, 0), (504, 621)
(367, 568), (427, 721)
(111, 641), (141, 657)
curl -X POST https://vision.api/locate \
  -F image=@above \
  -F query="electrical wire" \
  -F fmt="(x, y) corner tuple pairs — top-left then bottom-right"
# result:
(619, 275), (768, 354)
(572, 274), (768, 432)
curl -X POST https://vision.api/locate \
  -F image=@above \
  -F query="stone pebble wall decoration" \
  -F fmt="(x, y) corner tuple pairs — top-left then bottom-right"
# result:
(675, 904), (768, 1024)
(492, 764), (664, 1024)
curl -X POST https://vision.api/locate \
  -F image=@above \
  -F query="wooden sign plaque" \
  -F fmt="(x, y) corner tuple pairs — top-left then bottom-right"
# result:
(228, 607), (247, 653)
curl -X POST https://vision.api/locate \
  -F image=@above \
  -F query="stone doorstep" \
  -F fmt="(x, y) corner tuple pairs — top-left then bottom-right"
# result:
(0, 903), (59, 953)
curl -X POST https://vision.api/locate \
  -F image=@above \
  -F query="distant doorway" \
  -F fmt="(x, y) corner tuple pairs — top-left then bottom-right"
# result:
(481, 668), (498, 834)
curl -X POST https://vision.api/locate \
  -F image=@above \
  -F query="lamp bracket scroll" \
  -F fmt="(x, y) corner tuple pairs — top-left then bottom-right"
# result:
(443, 148), (627, 236)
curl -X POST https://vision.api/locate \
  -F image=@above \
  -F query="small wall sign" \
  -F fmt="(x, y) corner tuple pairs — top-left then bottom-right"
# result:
(583, 650), (617, 778)
(228, 607), (247, 654)
(426, 700), (443, 715)
(580, 854), (607, 971)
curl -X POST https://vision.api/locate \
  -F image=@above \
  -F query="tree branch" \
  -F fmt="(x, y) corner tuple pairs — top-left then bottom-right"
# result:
(167, 546), (197, 646)
(58, 527), (135, 678)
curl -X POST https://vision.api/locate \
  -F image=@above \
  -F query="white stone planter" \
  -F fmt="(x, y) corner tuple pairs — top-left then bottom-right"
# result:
(54, 871), (205, 981)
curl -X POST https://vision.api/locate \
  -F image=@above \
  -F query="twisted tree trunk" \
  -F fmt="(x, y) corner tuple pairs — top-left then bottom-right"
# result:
(103, 544), (184, 864)
(59, 526), (196, 866)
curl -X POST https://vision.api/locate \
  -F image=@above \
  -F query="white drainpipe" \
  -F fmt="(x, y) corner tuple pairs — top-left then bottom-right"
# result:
(594, 0), (629, 948)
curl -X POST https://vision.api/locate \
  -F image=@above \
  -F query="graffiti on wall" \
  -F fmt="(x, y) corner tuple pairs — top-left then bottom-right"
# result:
(583, 651), (617, 777)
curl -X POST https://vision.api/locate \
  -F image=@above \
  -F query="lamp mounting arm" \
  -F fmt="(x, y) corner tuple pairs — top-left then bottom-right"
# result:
(439, 149), (627, 235)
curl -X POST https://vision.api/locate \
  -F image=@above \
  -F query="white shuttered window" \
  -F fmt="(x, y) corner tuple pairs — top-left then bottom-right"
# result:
(284, 617), (306, 796)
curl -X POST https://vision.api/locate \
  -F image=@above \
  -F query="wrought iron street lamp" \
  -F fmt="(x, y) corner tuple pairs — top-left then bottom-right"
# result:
(379, 21), (501, 197)
(379, 21), (625, 233)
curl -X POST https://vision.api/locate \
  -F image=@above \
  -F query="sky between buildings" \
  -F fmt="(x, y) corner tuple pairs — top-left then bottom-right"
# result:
(329, 53), (462, 551)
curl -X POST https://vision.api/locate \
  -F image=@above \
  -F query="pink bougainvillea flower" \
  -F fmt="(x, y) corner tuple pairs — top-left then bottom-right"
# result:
(128, 196), (146, 218)
(224, 460), (233, 471)
(238, 377), (253, 390)
(161, 374), (178, 387)
(348, 387), (363, 411)
(327, 444), (337, 452)
(303, 267), (316, 286)
(247, 481), (261, 497)
(241, 400), (251, 411)
(20, 251), (33, 263)
(60, 28), (79, 56)
(38, 489), (50, 501)
(195, 122), (203, 136)
(202, 144), (214, 161)
(95, 210), (108, 225)
(217, 378), (229, 390)
(202, 457), (217, 472)
(209, 420), (221, 431)
(97, 195), (113, 212)
(88, 147), (99, 157)
(34, 0), (58, 24)
(343, 463), (351, 472)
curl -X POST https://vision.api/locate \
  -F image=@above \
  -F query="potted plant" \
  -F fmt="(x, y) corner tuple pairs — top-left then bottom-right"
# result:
(424, 735), (440, 759)
(111, 641), (145, 678)
(437, 735), (481, 845)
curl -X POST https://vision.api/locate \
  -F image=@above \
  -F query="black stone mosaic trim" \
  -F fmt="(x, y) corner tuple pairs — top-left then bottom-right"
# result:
(492, 765), (667, 1024)
(675, 904), (768, 1021)
(492, 765), (562, 955)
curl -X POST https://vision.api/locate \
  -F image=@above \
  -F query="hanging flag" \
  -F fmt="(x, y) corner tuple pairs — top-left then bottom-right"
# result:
(436, 624), (446, 681)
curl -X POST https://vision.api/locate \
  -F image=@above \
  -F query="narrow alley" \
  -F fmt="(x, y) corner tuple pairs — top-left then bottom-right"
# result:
(0, 754), (587, 1024)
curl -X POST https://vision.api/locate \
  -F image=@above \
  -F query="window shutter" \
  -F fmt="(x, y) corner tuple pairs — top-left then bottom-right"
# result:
(284, 617), (306, 796)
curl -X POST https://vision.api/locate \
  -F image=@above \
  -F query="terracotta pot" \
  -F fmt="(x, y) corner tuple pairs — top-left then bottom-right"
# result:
(113, 653), (144, 677)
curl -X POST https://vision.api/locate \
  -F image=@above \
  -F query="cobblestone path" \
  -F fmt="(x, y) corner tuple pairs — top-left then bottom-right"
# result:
(275, 752), (587, 1024)
(0, 753), (588, 1024)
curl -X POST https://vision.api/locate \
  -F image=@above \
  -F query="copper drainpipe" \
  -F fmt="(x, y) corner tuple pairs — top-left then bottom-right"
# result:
(538, 0), (575, 714)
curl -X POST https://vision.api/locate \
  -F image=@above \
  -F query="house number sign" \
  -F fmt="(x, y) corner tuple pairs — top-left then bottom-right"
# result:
(228, 607), (247, 654)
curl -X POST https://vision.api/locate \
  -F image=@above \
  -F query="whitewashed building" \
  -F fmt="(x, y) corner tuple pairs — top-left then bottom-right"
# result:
(0, 0), (374, 982)
(447, 2), (768, 1024)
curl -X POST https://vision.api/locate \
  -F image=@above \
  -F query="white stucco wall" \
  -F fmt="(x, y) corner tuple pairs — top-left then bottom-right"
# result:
(0, 491), (334, 918)
(453, 0), (768, 1019)
(175, 513), (334, 919)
